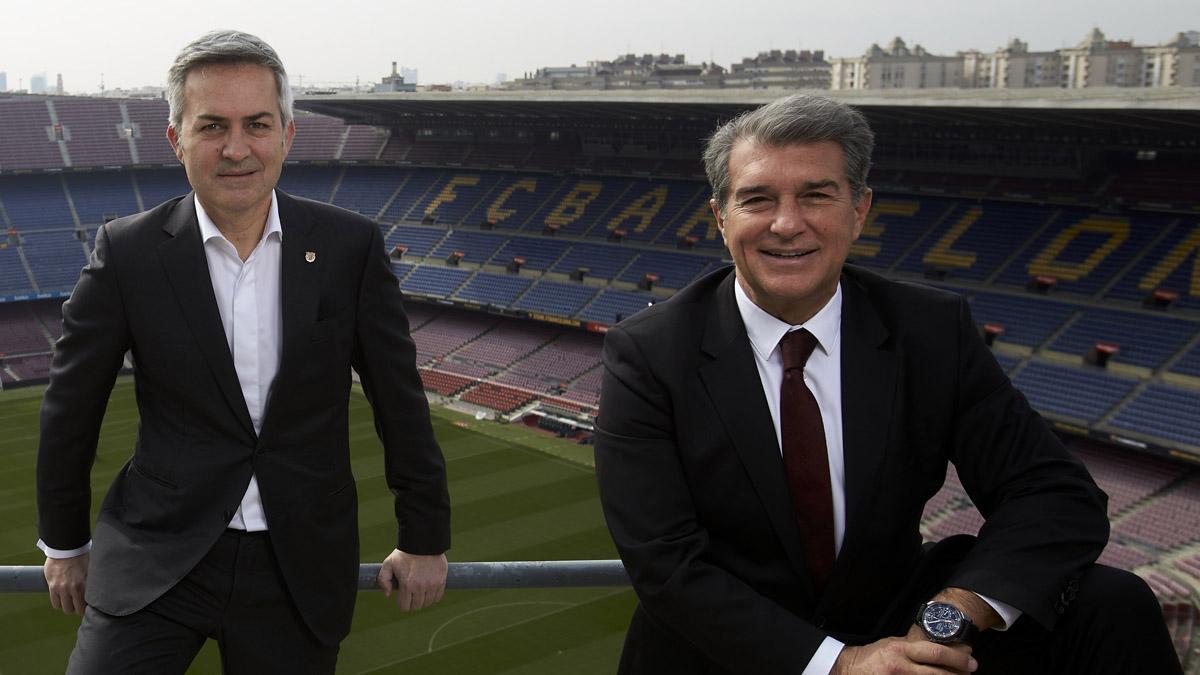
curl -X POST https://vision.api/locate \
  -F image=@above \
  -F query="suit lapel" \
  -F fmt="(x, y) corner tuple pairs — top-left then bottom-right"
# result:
(259, 192), (320, 442)
(830, 272), (897, 584)
(697, 272), (816, 600)
(158, 194), (256, 440)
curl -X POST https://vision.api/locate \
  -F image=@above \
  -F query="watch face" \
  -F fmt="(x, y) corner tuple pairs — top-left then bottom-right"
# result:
(921, 602), (964, 640)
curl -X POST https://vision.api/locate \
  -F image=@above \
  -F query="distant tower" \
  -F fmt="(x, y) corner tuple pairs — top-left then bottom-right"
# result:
(56, 73), (63, 94)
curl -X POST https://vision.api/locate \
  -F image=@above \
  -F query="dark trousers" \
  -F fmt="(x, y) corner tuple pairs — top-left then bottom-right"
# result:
(67, 530), (339, 675)
(871, 535), (1184, 675)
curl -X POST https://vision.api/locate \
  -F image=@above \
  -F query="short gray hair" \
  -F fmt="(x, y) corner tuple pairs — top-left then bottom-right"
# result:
(167, 30), (293, 130)
(703, 94), (875, 216)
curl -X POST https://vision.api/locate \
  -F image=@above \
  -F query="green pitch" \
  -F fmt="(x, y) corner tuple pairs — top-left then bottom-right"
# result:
(0, 379), (635, 674)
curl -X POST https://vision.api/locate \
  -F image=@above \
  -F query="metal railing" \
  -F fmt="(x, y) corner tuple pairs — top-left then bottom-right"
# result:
(0, 560), (630, 593)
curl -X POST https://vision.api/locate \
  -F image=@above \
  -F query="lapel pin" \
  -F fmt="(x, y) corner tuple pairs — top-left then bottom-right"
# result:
(305, 251), (316, 263)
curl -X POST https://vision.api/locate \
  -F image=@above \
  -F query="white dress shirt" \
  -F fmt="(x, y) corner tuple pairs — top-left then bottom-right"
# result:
(732, 280), (1019, 675)
(196, 192), (282, 531)
(38, 192), (282, 557)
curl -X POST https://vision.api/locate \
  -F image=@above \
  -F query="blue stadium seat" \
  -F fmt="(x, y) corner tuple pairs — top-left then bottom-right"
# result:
(577, 288), (658, 325)
(1047, 309), (1196, 370)
(514, 280), (599, 318)
(967, 291), (1077, 349)
(1109, 384), (1200, 448)
(1011, 360), (1138, 424)
(454, 271), (532, 306)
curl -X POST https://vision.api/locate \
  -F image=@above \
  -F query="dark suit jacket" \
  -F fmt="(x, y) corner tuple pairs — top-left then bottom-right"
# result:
(36, 191), (450, 645)
(594, 264), (1108, 674)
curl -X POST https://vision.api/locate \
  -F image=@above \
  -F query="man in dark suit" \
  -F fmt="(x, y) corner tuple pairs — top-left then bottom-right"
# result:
(37, 30), (450, 673)
(595, 94), (1180, 673)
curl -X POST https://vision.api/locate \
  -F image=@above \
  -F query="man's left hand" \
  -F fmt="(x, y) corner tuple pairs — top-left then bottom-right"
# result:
(377, 549), (448, 611)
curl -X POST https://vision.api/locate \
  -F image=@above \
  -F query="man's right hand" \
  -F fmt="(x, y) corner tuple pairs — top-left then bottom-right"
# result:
(832, 629), (977, 674)
(44, 553), (89, 616)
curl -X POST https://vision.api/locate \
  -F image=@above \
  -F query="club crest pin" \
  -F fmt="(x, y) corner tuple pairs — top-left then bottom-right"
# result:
(305, 251), (316, 263)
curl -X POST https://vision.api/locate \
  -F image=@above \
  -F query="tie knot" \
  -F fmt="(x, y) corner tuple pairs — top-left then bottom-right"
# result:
(780, 329), (818, 371)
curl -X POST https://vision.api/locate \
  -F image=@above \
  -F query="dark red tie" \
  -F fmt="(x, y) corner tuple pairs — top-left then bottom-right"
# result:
(779, 329), (835, 592)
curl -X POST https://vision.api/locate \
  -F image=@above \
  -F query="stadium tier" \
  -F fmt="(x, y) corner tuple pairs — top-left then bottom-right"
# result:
(2, 162), (1197, 456)
(1, 92), (1199, 669)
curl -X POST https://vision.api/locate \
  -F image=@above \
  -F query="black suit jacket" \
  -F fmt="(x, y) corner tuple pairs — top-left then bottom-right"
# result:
(594, 265), (1108, 674)
(36, 191), (450, 645)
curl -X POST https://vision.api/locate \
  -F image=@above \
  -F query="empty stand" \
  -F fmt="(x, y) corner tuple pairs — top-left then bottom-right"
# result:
(577, 288), (657, 325)
(123, 99), (176, 164)
(133, 169), (191, 208)
(1108, 384), (1200, 448)
(399, 265), (471, 299)
(0, 98), (63, 170)
(67, 172), (139, 225)
(967, 291), (1077, 349)
(0, 175), (73, 230)
(21, 230), (87, 292)
(55, 97), (133, 167)
(513, 280), (599, 318)
(1011, 359), (1138, 424)
(1047, 309), (1195, 370)
(454, 271), (532, 307)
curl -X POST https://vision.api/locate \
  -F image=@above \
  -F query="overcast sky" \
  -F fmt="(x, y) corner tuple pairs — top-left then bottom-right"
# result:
(0, 0), (1194, 92)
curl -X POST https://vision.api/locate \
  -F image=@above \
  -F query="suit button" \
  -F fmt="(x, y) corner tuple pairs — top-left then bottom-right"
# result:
(815, 616), (828, 629)
(254, 447), (267, 457)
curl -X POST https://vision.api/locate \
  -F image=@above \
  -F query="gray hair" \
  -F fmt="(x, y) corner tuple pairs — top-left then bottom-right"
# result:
(703, 94), (875, 216)
(166, 30), (293, 130)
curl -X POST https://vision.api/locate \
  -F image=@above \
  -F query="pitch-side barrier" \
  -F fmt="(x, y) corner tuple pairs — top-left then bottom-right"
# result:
(0, 560), (630, 593)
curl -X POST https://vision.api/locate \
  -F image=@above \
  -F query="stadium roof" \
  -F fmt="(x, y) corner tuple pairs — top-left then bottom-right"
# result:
(296, 87), (1200, 133)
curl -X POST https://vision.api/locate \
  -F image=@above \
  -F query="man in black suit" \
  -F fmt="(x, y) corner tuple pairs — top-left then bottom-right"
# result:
(37, 30), (450, 673)
(595, 94), (1180, 673)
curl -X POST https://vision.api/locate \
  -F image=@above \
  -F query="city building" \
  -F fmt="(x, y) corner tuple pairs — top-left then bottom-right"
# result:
(374, 62), (417, 93)
(830, 37), (962, 89)
(725, 50), (830, 89)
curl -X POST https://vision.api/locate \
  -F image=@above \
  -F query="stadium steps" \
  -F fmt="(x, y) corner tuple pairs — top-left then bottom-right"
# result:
(562, 361), (603, 393)
(399, 171), (449, 222)
(1097, 380), (1154, 429)
(1035, 308), (1084, 354)
(515, 179), (575, 231)
(0, 195), (11, 228)
(1110, 473), (1200, 530)
(1094, 173), (1118, 198)
(649, 182), (710, 247)
(31, 308), (56, 347)
(375, 172), (416, 224)
(1164, 333), (1200, 379)
(325, 166), (348, 205)
(984, 207), (1062, 287)
(128, 171), (147, 212)
(118, 102), (140, 164)
(607, 253), (643, 289)
(333, 126), (351, 161)
(459, 176), (512, 227)
(884, 200), (958, 275)
(58, 175), (82, 228)
(76, 230), (91, 265)
(44, 99), (72, 168)
(508, 277), (540, 308)
(15, 247), (40, 293)
(1096, 216), (1180, 301)
(582, 181), (637, 239)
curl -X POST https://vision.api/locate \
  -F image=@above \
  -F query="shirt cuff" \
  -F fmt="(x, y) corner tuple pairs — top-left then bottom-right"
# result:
(37, 539), (92, 559)
(974, 591), (1022, 631)
(802, 636), (845, 675)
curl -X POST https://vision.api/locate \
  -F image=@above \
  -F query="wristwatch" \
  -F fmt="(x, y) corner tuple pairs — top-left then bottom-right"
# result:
(914, 601), (979, 645)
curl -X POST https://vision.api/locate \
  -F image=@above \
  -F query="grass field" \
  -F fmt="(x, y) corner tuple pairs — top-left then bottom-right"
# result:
(0, 378), (635, 674)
